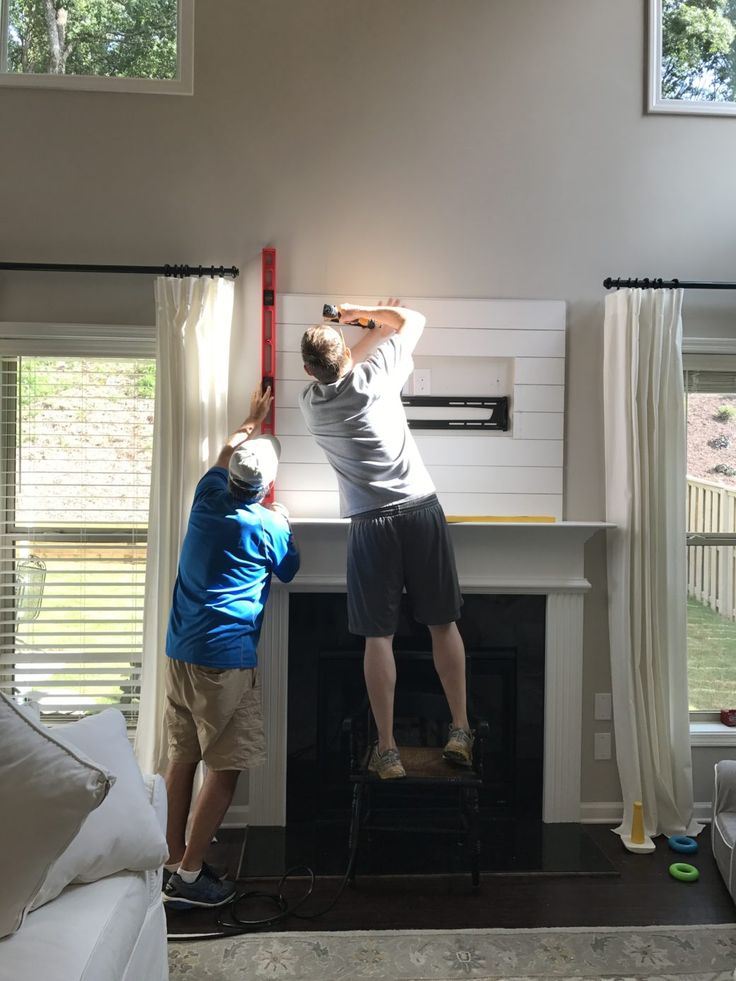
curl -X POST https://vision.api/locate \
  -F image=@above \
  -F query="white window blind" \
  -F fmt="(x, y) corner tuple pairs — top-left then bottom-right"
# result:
(0, 355), (155, 724)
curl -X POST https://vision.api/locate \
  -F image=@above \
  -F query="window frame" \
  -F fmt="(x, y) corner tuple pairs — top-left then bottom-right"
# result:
(684, 337), (736, 744)
(0, 320), (156, 726)
(0, 0), (193, 96)
(648, 0), (736, 117)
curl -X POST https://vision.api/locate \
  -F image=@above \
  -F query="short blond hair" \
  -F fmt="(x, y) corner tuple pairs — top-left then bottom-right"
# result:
(301, 325), (348, 384)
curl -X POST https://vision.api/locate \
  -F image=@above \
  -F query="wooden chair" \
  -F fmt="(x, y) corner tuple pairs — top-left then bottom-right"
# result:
(343, 664), (489, 889)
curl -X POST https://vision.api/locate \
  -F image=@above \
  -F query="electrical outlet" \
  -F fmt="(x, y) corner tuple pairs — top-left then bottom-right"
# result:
(594, 732), (612, 760)
(412, 369), (431, 396)
(594, 692), (612, 721)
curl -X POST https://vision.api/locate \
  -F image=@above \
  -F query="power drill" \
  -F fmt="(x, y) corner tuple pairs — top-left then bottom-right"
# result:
(323, 304), (377, 330)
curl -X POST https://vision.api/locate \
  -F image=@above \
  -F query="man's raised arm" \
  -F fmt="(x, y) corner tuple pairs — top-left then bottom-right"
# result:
(338, 299), (426, 364)
(214, 386), (273, 470)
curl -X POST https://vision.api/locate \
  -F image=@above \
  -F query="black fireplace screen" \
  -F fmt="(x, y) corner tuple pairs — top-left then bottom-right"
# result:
(286, 593), (545, 829)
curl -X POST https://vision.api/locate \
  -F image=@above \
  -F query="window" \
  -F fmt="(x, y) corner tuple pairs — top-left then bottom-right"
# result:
(649, 0), (736, 115)
(0, 342), (155, 726)
(0, 0), (193, 94)
(685, 351), (736, 720)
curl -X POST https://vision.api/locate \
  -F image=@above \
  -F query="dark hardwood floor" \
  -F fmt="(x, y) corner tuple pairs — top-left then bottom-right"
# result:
(165, 824), (736, 936)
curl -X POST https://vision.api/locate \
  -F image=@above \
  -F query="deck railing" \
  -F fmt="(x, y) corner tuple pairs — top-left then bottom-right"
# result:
(687, 477), (736, 619)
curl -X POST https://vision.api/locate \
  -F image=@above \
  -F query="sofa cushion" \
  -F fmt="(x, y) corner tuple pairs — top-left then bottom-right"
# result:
(0, 693), (112, 938)
(0, 872), (149, 981)
(31, 709), (169, 911)
(716, 809), (736, 849)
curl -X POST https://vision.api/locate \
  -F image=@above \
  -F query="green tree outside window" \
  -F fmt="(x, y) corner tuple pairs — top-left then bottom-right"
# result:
(662, 0), (736, 102)
(5, 0), (177, 79)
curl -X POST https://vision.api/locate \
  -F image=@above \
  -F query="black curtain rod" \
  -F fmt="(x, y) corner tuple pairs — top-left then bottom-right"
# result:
(604, 277), (736, 290)
(0, 261), (239, 278)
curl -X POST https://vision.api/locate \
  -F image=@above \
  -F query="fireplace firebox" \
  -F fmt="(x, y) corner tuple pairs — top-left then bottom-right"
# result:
(286, 593), (545, 829)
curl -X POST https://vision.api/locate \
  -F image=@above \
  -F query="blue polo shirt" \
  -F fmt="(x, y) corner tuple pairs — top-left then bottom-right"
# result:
(166, 467), (299, 669)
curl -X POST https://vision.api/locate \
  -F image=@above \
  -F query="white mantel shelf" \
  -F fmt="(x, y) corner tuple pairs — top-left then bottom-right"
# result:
(248, 520), (611, 828)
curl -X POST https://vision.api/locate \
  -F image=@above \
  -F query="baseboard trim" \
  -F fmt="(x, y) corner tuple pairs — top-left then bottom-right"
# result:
(580, 801), (712, 825)
(220, 804), (249, 829)
(580, 802), (623, 824)
(226, 802), (712, 830)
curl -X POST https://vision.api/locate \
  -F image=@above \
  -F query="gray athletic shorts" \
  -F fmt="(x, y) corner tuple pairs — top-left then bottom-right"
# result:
(347, 493), (463, 637)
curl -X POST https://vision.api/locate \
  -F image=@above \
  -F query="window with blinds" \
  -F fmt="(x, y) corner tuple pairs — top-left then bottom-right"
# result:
(0, 355), (155, 725)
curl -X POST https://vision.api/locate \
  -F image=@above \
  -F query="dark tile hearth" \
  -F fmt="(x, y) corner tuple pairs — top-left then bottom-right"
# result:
(164, 825), (736, 935)
(240, 819), (616, 879)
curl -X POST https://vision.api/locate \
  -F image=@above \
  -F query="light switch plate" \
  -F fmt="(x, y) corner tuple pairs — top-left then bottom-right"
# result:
(594, 731), (612, 760)
(594, 692), (612, 721)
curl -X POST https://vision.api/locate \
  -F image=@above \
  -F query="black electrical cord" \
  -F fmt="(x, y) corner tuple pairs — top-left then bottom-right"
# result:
(167, 818), (361, 941)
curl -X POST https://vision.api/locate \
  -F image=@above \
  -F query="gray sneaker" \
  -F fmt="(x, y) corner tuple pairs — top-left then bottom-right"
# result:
(367, 744), (406, 779)
(163, 864), (236, 909)
(442, 726), (474, 767)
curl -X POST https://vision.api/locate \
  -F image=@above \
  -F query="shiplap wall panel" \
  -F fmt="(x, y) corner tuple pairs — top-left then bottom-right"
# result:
(275, 294), (566, 520)
(280, 295), (565, 331)
(276, 435), (564, 469)
(513, 385), (565, 413)
(277, 351), (309, 379)
(515, 358), (565, 385)
(275, 491), (562, 520)
(514, 413), (565, 440)
(279, 321), (565, 359)
(277, 464), (562, 496)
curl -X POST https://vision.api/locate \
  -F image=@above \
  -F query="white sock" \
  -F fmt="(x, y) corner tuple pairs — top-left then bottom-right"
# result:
(164, 863), (180, 873)
(177, 866), (201, 884)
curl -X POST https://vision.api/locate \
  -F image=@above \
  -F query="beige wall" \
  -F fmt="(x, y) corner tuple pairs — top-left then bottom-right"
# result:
(2, 0), (736, 809)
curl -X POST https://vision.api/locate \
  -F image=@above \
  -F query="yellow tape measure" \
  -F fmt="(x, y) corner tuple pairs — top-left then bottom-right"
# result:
(446, 515), (557, 524)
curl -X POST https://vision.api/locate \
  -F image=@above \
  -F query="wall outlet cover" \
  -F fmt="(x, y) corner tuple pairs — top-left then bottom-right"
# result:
(594, 731), (612, 760)
(412, 369), (431, 395)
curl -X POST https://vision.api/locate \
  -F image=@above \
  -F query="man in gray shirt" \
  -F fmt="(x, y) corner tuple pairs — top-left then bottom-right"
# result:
(299, 300), (472, 779)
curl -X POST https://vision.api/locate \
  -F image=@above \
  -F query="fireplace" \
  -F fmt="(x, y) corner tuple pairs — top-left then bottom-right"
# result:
(286, 593), (545, 827)
(244, 520), (608, 830)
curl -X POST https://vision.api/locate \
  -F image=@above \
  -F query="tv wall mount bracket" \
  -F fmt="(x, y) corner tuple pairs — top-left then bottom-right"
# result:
(401, 395), (509, 431)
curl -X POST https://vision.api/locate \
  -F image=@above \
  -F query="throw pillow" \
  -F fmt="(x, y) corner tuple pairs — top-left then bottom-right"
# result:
(31, 708), (169, 910)
(0, 692), (112, 938)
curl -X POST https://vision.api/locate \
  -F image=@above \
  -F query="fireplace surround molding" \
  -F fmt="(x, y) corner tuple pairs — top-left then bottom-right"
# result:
(249, 520), (610, 827)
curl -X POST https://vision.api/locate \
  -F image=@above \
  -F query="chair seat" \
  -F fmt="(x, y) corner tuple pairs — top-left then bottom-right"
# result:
(352, 745), (482, 785)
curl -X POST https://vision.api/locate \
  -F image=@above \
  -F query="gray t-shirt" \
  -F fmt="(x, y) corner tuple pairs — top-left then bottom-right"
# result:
(299, 335), (435, 517)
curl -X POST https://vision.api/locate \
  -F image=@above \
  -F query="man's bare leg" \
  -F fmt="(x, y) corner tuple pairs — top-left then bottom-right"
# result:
(363, 635), (397, 752)
(429, 621), (470, 732)
(165, 760), (198, 866)
(179, 768), (240, 874)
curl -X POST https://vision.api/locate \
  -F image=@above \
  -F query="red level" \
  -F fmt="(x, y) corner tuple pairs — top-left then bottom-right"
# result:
(261, 247), (276, 504)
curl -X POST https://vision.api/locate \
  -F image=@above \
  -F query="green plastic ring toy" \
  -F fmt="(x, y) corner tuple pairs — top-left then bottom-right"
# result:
(669, 862), (699, 882)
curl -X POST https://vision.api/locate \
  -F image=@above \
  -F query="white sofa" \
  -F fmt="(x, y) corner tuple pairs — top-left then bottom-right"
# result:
(0, 697), (169, 981)
(712, 759), (736, 904)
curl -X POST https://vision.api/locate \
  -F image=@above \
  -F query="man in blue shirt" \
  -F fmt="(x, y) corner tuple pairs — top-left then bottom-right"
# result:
(163, 387), (299, 909)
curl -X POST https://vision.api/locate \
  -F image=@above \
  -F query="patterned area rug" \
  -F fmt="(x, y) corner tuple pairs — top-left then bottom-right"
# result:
(168, 923), (736, 980)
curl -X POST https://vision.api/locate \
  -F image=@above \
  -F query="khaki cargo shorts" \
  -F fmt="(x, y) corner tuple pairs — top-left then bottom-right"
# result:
(164, 658), (266, 771)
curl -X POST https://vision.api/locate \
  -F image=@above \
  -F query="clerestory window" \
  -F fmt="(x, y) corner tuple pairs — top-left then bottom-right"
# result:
(0, 0), (193, 94)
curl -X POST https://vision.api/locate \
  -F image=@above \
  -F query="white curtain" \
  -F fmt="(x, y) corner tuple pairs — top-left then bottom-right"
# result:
(603, 288), (700, 840)
(135, 276), (234, 774)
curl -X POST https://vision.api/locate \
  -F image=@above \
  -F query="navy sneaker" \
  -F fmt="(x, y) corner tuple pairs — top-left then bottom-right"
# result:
(163, 860), (225, 890)
(163, 864), (236, 909)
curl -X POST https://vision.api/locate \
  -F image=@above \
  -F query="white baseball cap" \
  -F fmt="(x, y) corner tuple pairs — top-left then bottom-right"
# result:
(228, 435), (281, 501)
